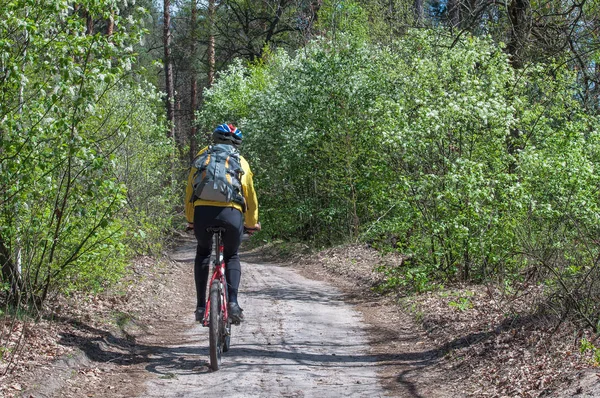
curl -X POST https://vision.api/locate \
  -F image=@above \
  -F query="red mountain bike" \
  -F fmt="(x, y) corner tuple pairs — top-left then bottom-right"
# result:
(199, 225), (258, 370)
(201, 227), (235, 371)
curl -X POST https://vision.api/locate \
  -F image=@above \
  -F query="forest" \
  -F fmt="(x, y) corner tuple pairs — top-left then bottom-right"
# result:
(2, 0), (600, 387)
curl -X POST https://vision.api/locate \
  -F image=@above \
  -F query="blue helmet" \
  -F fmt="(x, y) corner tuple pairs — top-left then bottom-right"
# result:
(213, 123), (242, 145)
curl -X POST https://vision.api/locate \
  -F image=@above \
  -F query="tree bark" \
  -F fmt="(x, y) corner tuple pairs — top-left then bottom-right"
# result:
(414, 0), (424, 25)
(507, 0), (529, 69)
(86, 11), (94, 35)
(207, 0), (216, 88)
(0, 234), (22, 306)
(190, 0), (198, 161)
(309, 0), (322, 36)
(107, 11), (114, 37)
(505, 0), (529, 172)
(164, 0), (176, 138)
(264, 0), (286, 47)
(447, 0), (460, 28)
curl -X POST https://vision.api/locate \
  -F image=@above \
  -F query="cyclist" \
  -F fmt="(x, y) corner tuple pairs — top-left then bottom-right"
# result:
(185, 123), (260, 323)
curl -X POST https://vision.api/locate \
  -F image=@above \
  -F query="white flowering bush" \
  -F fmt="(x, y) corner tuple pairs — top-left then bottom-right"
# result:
(512, 65), (600, 328)
(200, 30), (600, 326)
(201, 32), (517, 264)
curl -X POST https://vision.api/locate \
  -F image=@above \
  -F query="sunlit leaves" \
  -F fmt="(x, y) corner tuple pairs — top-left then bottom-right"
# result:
(0, 0), (173, 305)
(201, 29), (600, 314)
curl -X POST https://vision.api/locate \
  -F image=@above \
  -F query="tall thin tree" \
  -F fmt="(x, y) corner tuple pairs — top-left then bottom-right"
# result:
(414, 0), (424, 25)
(164, 0), (176, 138)
(107, 11), (114, 37)
(190, 0), (198, 160)
(207, 0), (215, 88)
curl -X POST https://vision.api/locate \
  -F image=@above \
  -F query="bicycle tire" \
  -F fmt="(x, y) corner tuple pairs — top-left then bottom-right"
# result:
(208, 280), (222, 370)
(222, 279), (231, 352)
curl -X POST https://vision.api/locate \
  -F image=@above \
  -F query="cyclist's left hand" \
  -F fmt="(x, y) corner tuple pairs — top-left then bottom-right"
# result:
(244, 222), (261, 235)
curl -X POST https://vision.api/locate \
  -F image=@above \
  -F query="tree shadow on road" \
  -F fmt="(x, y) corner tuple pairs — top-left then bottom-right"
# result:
(52, 312), (542, 398)
(244, 285), (347, 305)
(55, 316), (211, 377)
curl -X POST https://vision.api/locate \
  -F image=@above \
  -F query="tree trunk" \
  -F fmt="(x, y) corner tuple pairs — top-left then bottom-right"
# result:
(86, 11), (94, 35)
(505, 0), (529, 172)
(264, 0), (286, 50)
(447, 0), (460, 28)
(309, 0), (322, 37)
(0, 235), (22, 306)
(164, 0), (176, 138)
(507, 0), (529, 69)
(207, 0), (216, 88)
(414, 0), (424, 25)
(176, 98), (182, 147)
(107, 12), (114, 37)
(190, 0), (198, 161)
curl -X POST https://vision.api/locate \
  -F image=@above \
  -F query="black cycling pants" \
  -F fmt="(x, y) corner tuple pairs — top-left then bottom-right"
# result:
(193, 206), (243, 308)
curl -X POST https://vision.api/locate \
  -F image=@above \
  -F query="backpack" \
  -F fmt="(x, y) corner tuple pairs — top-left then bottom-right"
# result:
(191, 144), (246, 210)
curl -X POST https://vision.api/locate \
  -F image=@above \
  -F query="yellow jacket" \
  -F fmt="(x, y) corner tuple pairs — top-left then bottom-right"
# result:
(185, 146), (259, 227)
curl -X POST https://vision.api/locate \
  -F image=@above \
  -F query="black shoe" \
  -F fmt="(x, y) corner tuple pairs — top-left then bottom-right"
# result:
(228, 302), (244, 323)
(195, 307), (205, 323)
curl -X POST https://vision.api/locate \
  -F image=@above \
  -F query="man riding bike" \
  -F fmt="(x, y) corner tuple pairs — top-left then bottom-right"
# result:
(185, 123), (260, 323)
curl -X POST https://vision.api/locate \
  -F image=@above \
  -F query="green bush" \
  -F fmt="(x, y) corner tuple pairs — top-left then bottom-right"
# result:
(200, 31), (518, 267)
(0, 0), (175, 308)
(200, 29), (600, 328)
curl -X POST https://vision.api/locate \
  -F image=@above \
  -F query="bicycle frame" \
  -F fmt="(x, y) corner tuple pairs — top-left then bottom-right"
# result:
(202, 231), (229, 327)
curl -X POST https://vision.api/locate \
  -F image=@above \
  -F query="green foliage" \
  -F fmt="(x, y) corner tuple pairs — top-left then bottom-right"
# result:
(317, 0), (419, 44)
(105, 82), (176, 255)
(200, 31), (518, 259)
(448, 296), (473, 311)
(375, 263), (436, 293)
(318, 0), (371, 40)
(0, 0), (175, 308)
(579, 337), (600, 367)
(510, 63), (600, 329)
(200, 29), (600, 331)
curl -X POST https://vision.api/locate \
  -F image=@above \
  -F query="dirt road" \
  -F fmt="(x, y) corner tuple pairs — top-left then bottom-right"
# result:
(13, 240), (599, 398)
(143, 246), (385, 397)
(18, 240), (454, 398)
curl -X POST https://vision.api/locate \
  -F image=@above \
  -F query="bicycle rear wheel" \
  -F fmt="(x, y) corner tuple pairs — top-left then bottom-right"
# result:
(208, 280), (222, 370)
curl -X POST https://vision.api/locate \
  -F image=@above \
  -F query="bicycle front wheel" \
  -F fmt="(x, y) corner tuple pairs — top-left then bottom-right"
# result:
(208, 280), (222, 370)
(223, 279), (231, 353)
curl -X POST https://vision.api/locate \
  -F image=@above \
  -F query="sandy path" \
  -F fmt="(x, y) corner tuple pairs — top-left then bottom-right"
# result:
(141, 252), (385, 397)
